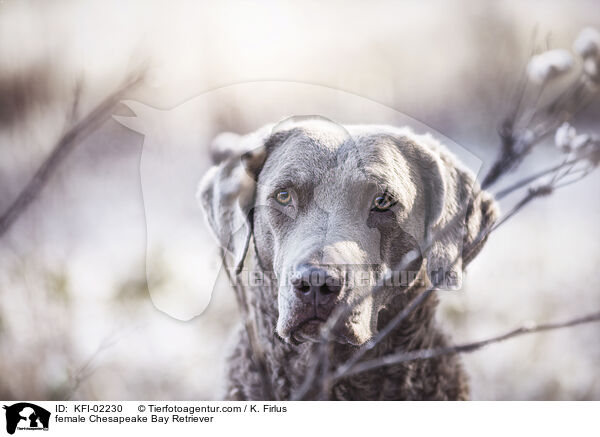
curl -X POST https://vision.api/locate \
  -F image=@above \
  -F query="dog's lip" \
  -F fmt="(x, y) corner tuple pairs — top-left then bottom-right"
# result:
(290, 317), (361, 346)
(290, 317), (327, 343)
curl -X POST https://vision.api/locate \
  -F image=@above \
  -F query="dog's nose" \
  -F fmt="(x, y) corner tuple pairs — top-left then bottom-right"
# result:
(291, 265), (344, 303)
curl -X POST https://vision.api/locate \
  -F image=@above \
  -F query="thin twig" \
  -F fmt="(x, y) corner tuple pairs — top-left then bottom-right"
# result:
(491, 185), (553, 232)
(337, 310), (600, 379)
(552, 169), (592, 189)
(494, 158), (578, 199)
(61, 333), (120, 400)
(0, 73), (144, 238)
(332, 287), (434, 380)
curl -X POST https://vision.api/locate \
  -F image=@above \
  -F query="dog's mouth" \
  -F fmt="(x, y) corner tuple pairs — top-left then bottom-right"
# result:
(290, 317), (327, 344)
(290, 316), (362, 346)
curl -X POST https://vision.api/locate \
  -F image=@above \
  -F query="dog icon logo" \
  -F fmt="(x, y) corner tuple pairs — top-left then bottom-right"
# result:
(2, 403), (50, 434)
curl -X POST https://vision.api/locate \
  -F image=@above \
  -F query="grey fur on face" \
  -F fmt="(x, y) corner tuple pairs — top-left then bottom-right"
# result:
(199, 116), (498, 347)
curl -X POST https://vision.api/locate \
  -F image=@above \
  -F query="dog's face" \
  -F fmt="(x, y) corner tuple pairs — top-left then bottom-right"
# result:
(200, 118), (497, 346)
(253, 123), (431, 345)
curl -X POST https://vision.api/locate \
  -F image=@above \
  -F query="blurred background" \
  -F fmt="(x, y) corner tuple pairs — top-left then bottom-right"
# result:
(0, 0), (598, 400)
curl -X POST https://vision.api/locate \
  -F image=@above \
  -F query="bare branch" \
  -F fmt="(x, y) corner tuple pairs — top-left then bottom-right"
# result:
(491, 185), (553, 232)
(482, 44), (598, 190)
(337, 310), (600, 379)
(58, 333), (120, 401)
(494, 157), (578, 199)
(0, 72), (145, 238)
(333, 287), (435, 380)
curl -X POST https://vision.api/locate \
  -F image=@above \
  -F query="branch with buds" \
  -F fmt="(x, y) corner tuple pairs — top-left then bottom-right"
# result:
(482, 27), (600, 190)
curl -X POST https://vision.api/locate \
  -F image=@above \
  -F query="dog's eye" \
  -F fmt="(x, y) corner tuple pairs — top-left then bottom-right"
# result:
(371, 192), (396, 212)
(275, 190), (292, 206)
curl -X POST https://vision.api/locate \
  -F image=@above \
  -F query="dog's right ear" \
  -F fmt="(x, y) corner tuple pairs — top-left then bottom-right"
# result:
(198, 126), (273, 273)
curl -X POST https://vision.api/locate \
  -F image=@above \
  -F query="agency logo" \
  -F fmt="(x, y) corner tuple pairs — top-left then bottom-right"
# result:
(2, 403), (50, 435)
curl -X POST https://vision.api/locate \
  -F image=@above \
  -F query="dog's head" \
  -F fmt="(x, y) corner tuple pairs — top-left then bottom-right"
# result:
(199, 117), (498, 346)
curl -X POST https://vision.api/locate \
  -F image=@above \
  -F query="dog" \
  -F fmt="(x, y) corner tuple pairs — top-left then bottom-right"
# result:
(199, 116), (498, 400)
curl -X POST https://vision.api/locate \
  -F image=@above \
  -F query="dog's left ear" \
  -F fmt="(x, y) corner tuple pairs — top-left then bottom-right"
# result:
(417, 139), (499, 290)
(197, 126), (273, 273)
